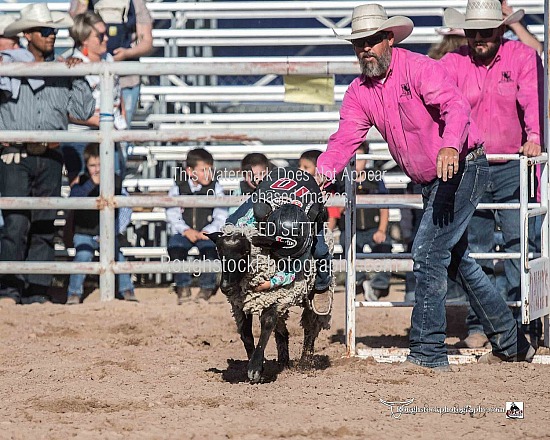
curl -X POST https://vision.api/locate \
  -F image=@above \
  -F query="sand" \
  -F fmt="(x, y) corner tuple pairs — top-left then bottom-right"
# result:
(1, 284), (549, 439)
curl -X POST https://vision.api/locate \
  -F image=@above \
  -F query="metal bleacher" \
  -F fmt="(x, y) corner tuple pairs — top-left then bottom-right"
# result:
(2, 1), (542, 283)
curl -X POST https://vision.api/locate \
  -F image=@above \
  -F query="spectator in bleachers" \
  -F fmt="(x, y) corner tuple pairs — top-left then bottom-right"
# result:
(298, 149), (341, 233)
(0, 3), (95, 305)
(166, 148), (227, 305)
(441, 0), (543, 349)
(69, 0), (154, 127)
(66, 143), (136, 304)
(335, 142), (391, 301)
(228, 153), (270, 215)
(317, 3), (534, 367)
(63, 11), (128, 184)
(428, 28), (467, 60)
(0, 16), (20, 50)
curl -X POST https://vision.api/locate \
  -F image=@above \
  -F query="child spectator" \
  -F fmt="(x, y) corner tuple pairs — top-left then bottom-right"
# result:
(66, 143), (136, 304)
(337, 142), (391, 301)
(299, 149), (341, 232)
(228, 153), (270, 215)
(166, 148), (228, 304)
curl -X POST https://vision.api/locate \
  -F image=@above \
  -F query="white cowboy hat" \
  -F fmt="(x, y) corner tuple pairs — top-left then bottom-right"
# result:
(3, 3), (73, 37)
(0, 15), (17, 37)
(435, 27), (466, 37)
(444, 0), (524, 30)
(332, 4), (414, 45)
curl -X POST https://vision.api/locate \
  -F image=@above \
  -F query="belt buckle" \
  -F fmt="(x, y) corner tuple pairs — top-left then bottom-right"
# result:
(26, 142), (48, 156)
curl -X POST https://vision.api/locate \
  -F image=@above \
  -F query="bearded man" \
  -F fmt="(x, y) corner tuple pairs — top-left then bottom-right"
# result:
(440, 0), (544, 350)
(316, 3), (535, 370)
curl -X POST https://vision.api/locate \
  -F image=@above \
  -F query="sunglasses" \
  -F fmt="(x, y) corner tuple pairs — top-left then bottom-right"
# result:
(93, 28), (107, 43)
(465, 28), (496, 39)
(352, 31), (389, 48)
(32, 27), (58, 38)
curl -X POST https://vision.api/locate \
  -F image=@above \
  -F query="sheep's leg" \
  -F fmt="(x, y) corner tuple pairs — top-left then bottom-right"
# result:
(248, 306), (277, 384)
(232, 304), (254, 360)
(299, 306), (325, 367)
(274, 315), (290, 368)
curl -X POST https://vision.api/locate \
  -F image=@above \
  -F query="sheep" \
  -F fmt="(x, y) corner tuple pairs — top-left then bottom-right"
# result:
(208, 223), (333, 384)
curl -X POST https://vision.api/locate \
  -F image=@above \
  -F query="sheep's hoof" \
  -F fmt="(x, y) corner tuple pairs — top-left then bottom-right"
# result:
(248, 368), (262, 384)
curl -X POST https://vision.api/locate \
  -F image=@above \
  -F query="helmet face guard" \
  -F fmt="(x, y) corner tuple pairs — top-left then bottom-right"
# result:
(254, 204), (314, 259)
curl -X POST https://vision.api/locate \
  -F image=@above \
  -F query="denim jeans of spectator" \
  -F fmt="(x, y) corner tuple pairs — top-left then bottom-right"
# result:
(67, 233), (134, 297)
(340, 227), (391, 290)
(120, 85), (140, 178)
(168, 234), (218, 289)
(227, 197), (332, 290)
(464, 161), (540, 338)
(0, 148), (63, 301)
(407, 154), (530, 368)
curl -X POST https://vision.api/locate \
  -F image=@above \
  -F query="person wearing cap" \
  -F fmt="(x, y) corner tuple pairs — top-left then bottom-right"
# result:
(440, 0), (544, 350)
(316, 3), (534, 369)
(0, 16), (20, 51)
(0, 3), (95, 305)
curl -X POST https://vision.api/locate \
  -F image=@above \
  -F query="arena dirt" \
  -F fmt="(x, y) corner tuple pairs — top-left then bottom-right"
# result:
(1, 284), (549, 439)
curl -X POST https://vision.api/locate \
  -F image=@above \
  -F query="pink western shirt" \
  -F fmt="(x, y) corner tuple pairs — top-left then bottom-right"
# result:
(317, 47), (481, 184)
(439, 39), (543, 156)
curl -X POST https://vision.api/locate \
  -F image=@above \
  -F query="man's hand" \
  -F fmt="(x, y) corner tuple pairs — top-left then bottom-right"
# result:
(501, 0), (514, 17)
(183, 228), (201, 243)
(0, 150), (27, 165)
(519, 141), (542, 157)
(254, 281), (271, 292)
(113, 48), (129, 61)
(314, 170), (328, 189)
(373, 230), (386, 244)
(60, 56), (83, 68)
(437, 147), (459, 182)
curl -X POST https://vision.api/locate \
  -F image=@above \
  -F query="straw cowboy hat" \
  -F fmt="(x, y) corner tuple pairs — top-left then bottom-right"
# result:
(333, 4), (414, 44)
(435, 27), (466, 37)
(3, 3), (73, 37)
(444, 0), (524, 30)
(0, 15), (17, 37)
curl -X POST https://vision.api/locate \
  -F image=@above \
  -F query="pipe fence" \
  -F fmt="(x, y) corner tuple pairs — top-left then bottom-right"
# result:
(0, 60), (548, 353)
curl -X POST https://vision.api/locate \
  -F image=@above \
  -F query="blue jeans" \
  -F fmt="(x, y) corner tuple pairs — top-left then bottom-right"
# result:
(340, 227), (391, 290)
(407, 155), (530, 368)
(67, 233), (134, 297)
(464, 161), (539, 337)
(227, 198), (332, 290)
(167, 234), (218, 289)
(0, 148), (63, 299)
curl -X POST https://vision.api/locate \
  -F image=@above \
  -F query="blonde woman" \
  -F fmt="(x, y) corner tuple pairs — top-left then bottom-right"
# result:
(63, 11), (127, 183)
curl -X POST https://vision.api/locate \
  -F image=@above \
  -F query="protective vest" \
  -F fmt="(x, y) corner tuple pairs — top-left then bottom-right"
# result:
(177, 180), (217, 231)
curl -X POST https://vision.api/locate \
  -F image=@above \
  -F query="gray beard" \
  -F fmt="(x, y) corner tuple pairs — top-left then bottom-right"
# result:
(359, 49), (391, 78)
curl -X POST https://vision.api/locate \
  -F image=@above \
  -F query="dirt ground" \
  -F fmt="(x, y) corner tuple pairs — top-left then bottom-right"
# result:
(1, 280), (549, 440)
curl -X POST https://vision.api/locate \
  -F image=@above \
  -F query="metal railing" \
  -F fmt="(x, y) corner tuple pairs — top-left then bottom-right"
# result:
(1, 57), (548, 352)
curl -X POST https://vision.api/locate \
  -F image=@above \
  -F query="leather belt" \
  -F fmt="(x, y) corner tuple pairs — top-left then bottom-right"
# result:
(465, 145), (485, 162)
(15, 142), (60, 155)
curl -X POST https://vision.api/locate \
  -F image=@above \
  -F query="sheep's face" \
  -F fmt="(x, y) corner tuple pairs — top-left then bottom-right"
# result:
(209, 232), (251, 294)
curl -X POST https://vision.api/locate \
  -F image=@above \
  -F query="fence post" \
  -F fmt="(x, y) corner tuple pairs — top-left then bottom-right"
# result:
(544, 0), (550, 345)
(345, 158), (357, 357)
(99, 70), (116, 301)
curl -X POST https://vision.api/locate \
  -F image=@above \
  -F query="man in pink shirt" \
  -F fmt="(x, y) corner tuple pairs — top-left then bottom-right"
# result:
(440, 0), (543, 349)
(317, 4), (535, 369)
